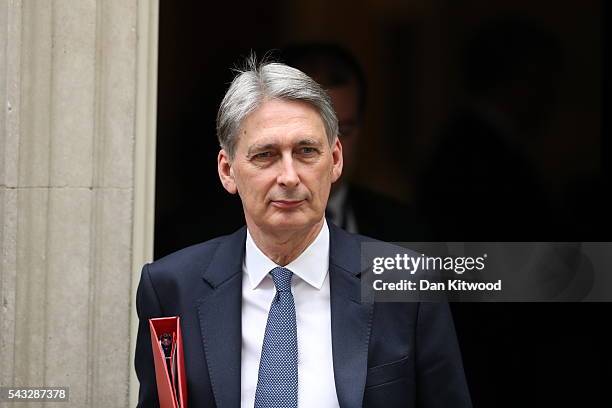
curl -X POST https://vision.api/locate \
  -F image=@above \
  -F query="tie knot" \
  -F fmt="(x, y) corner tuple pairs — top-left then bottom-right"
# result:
(270, 267), (293, 292)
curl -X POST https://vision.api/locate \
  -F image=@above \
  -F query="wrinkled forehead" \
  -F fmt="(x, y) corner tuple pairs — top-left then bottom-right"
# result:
(236, 99), (328, 148)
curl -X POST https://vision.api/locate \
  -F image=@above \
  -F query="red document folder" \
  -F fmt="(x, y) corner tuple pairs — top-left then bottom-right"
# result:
(149, 317), (188, 408)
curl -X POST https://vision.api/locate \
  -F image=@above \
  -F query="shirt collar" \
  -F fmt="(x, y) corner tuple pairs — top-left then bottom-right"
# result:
(244, 218), (330, 290)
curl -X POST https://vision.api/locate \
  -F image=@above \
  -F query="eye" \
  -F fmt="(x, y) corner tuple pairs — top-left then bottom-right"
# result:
(299, 147), (318, 155)
(252, 151), (274, 160)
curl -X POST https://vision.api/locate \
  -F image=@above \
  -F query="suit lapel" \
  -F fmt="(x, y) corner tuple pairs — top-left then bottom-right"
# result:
(196, 227), (246, 408)
(329, 224), (374, 408)
(194, 224), (373, 407)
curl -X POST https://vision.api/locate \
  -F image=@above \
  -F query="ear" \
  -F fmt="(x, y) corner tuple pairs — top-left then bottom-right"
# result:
(330, 137), (343, 183)
(218, 149), (238, 194)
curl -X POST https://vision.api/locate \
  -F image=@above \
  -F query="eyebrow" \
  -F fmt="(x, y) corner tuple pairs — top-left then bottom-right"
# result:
(246, 138), (323, 156)
(246, 143), (276, 157)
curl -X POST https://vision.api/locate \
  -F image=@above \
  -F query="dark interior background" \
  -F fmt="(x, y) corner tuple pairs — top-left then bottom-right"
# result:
(154, 0), (610, 406)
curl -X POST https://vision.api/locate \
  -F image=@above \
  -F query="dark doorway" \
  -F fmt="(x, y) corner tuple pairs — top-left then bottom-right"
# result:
(154, 1), (609, 407)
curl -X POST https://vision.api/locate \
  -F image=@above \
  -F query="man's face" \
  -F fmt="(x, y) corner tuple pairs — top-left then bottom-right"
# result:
(327, 80), (361, 184)
(218, 99), (343, 235)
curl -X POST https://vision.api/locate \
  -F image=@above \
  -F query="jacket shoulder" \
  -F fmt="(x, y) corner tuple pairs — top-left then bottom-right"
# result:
(145, 228), (244, 283)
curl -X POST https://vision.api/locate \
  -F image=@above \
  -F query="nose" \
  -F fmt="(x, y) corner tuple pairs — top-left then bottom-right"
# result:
(277, 154), (300, 188)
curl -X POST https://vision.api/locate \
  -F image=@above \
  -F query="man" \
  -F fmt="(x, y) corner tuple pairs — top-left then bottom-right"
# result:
(280, 44), (430, 241)
(135, 58), (471, 407)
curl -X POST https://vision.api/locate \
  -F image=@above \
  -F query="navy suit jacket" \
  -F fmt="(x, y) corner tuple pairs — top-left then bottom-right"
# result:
(135, 223), (472, 407)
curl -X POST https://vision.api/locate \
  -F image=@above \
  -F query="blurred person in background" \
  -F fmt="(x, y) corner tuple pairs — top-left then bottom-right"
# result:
(282, 43), (430, 242)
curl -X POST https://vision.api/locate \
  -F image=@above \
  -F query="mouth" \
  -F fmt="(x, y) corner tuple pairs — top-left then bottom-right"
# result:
(271, 200), (305, 209)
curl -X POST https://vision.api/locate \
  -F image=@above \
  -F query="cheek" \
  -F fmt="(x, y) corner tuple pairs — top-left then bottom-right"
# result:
(239, 182), (262, 200)
(310, 168), (333, 200)
(319, 186), (331, 205)
(236, 173), (271, 206)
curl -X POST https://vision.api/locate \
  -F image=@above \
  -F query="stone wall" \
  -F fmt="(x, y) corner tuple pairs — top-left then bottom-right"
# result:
(0, 1), (158, 406)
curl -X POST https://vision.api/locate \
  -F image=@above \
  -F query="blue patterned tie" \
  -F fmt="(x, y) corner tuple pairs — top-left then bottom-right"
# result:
(254, 267), (298, 408)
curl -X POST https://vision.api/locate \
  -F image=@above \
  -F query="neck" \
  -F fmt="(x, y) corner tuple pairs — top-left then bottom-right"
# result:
(248, 218), (325, 266)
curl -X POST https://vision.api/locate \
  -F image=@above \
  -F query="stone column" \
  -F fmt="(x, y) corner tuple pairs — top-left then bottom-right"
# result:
(0, 0), (158, 406)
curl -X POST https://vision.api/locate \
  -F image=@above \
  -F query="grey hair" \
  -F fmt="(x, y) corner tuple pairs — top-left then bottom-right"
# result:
(216, 55), (338, 159)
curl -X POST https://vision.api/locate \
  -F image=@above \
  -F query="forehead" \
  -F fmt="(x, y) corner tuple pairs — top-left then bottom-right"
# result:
(238, 99), (327, 148)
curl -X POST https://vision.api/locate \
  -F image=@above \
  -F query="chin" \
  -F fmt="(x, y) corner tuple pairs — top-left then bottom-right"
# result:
(268, 213), (319, 232)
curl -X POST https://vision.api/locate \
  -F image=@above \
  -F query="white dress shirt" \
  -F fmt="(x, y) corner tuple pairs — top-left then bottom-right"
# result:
(240, 219), (340, 408)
